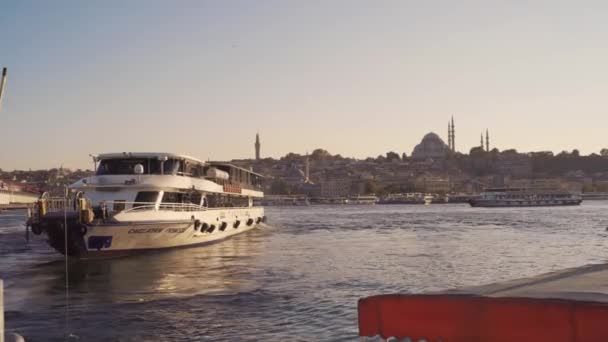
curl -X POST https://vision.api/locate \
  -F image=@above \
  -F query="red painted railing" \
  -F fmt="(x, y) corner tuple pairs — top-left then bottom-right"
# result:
(358, 294), (608, 341)
(223, 183), (242, 194)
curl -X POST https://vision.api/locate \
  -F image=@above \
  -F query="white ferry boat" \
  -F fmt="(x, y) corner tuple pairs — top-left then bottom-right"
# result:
(378, 193), (430, 205)
(469, 188), (582, 207)
(28, 152), (266, 259)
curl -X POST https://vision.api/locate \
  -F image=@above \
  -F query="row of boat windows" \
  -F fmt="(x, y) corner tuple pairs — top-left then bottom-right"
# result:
(96, 158), (263, 188)
(133, 191), (250, 208)
(484, 194), (574, 199)
(98, 158), (183, 175)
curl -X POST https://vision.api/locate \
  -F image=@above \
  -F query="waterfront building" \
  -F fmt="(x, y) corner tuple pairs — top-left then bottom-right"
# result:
(317, 178), (352, 197)
(495, 153), (532, 177)
(414, 175), (451, 194)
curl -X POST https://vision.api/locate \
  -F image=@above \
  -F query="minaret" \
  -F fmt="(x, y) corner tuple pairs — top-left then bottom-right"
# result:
(480, 133), (484, 149)
(305, 152), (310, 182)
(255, 132), (261, 160)
(0, 67), (7, 112)
(451, 116), (455, 152)
(485, 129), (490, 152)
(447, 121), (452, 151)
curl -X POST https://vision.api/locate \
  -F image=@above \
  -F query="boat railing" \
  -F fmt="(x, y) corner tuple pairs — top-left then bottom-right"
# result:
(117, 202), (157, 213)
(158, 202), (206, 212)
(120, 201), (206, 213)
(34, 196), (258, 218)
(39, 197), (79, 214)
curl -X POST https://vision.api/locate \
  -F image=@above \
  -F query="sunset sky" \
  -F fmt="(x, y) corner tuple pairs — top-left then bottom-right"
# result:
(1, 0), (608, 169)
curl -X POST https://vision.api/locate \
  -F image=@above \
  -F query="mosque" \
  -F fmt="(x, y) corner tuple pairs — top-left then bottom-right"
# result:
(411, 117), (490, 160)
(411, 117), (455, 160)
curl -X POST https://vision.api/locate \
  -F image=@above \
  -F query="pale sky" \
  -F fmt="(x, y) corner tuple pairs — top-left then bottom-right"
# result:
(1, 0), (608, 170)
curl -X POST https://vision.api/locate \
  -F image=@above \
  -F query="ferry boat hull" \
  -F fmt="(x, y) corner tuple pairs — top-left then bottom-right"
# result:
(469, 198), (582, 207)
(36, 207), (264, 259)
(468, 187), (583, 208)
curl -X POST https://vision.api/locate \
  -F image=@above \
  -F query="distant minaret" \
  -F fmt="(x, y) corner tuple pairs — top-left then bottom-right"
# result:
(447, 121), (452, 150)
(480, 133), (484, 149)
(304, 152), (310, 182)
(0, 67), (7, 112)
(255, 132), (261, 160)
(485, 129), (490, 152)
(451, 116), (455, 152)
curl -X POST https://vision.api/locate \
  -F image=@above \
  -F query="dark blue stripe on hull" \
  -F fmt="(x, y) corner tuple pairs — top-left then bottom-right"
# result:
(76, 229), (259, 260)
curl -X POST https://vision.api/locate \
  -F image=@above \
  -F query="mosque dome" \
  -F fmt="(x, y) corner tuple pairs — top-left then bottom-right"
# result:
(284, 164), (306, 184)
(412, 132), (449, 160)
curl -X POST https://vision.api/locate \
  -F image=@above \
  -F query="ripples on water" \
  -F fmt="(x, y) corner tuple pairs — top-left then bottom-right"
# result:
(2, 203), (608, 341)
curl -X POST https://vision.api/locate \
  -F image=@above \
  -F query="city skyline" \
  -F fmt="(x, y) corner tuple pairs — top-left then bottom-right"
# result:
(2, 1), (608, 169)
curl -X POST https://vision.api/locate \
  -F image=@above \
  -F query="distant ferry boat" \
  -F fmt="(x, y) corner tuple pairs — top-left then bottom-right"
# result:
(469, 188), (582, 207)
(379, 193), (432, 205)
(0, 184), (39, 206)
(28, 152), (265, 259)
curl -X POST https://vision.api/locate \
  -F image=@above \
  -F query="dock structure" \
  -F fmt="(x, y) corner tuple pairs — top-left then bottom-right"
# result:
(445, 263), (608, 303)
(359, 264), (608, 340)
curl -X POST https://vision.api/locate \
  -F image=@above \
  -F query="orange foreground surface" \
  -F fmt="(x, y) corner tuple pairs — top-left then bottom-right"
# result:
(358, 294), (608, 341)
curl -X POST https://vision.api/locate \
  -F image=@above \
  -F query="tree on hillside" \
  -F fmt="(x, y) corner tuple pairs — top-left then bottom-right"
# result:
(386, 151), (400, 161)
(401, 152), (407, 160)
(469, 146), (494, 176)
(310, 149), (332, 160)
(601, 148), (608, 157)
(501, 149), (518, 156)
(281, 152), (302, 161)
(469, 146), (485, 156)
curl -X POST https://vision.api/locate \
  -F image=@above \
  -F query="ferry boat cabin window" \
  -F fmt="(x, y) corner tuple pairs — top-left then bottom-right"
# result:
(97, 158), (163, 175)
(206, 194), (249, 208)
(185, 191), (202, 205)
(163, 159), (181, 175)
(97, 159), (146, 175)
(113, 200), (126, 212)
(161, 192), (182, 204)
(181, 161), (203, 177)
(161, 192), (203, 205)
(133, 191), (159, 207)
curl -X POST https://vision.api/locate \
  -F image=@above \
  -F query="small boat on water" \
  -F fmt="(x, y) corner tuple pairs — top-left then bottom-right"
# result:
(378, 193), (436, 205)
(347, 195), (379, 205)
(469, 187), (582, 207)
(28, 152), (266, 259)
